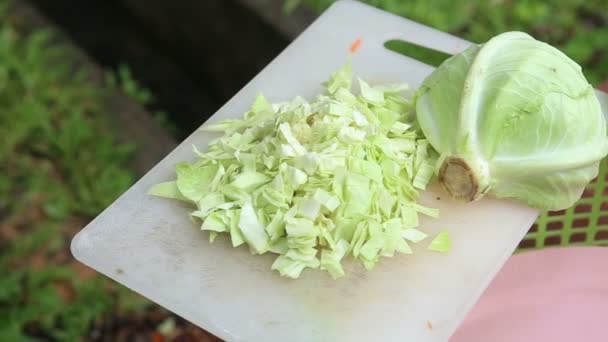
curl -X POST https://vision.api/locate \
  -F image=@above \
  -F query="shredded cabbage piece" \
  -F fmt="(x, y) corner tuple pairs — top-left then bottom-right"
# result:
(428, 231), (451, 253)
(148, 63), (442, 279)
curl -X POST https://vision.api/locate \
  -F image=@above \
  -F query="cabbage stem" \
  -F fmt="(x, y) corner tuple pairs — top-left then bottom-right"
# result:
(438, 157), (479, 202)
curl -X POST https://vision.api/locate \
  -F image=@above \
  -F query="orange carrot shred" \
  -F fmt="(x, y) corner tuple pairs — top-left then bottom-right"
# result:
(350, 38), (363, 53)
(152, 333), (164, 342)
(426, 321), (433, 330)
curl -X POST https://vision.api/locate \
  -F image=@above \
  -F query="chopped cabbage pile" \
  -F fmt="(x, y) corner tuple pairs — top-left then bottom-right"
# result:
(149, 63), (444, 279)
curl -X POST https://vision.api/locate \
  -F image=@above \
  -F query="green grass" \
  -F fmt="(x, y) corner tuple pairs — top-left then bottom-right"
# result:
(0, 2), (150, 340)
(293, 0), (607, 85)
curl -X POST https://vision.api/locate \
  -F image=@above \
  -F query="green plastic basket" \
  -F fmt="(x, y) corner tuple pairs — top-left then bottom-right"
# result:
(519, 158), (608, 250)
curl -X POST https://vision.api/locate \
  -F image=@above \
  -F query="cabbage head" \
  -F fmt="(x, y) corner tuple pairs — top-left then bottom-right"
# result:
(415, 31), (608, 210)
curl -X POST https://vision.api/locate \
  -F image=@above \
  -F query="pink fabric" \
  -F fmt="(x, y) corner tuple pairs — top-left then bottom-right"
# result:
(452, 247), (608, 342)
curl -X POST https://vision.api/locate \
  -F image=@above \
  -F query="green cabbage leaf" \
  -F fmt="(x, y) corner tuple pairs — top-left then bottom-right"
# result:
(415, 31), (608, 210)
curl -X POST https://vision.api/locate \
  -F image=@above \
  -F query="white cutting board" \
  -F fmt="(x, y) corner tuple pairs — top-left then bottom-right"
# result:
(71, 1), (608, 341)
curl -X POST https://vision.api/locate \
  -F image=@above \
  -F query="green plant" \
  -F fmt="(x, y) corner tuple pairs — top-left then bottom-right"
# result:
(294, 0), (607, 85)
(0, 226), (110, 341)
(105, 63), (178, 136)
(0, 2), (148, 339)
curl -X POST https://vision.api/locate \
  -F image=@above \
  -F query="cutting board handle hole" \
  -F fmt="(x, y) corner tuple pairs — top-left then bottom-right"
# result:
(383, 39), (451, 67)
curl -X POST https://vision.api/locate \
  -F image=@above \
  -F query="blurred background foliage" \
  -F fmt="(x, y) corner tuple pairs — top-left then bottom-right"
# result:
(292, 0), (607, 85)
(0, 1), (149, 340)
